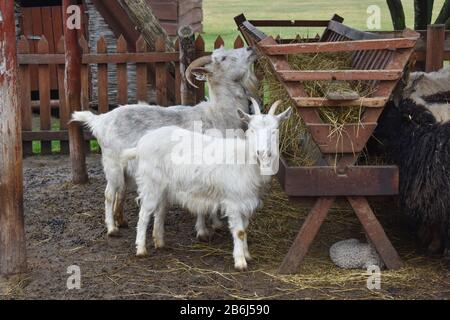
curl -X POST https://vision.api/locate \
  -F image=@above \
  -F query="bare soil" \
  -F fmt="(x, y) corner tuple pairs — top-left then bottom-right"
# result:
(1, 154), (450, 300)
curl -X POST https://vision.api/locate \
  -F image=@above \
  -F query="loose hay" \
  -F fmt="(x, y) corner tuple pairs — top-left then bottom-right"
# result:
(258, 51), (374, 166)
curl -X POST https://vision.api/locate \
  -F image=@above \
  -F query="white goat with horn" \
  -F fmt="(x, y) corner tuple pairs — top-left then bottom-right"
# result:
(72, 46), (259, 238)
(121, 99), (292, 270)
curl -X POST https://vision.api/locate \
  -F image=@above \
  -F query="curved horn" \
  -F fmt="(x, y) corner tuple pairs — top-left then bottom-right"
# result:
(185, 55), (213, 89)
(268, 100), (282, 115)
(250, 97), (261, 115)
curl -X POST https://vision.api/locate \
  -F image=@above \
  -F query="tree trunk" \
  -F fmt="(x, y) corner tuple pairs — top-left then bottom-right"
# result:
(0, 0), (27, 275)
(118, 0), (174, 52)
(415, 0), (434, 29)
(436, 0), (450, 28)
(386, 0), (406, 30)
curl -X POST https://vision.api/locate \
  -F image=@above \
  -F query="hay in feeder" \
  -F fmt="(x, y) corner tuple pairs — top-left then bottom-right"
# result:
(258, 51), (374, 166)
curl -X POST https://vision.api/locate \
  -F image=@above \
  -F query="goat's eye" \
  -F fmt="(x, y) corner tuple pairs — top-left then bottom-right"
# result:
(221, 57), (227, 62)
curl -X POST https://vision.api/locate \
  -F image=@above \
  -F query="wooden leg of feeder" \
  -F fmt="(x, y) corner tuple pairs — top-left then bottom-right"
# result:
(278, 197), (335, 274)
(347, 196), (403, 270)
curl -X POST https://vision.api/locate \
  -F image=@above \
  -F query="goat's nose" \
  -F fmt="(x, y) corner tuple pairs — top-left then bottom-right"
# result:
(247, 47), (253, 52)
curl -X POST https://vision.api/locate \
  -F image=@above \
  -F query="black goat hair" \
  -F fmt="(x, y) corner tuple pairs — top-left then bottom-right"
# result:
(373, 99), (450, 226)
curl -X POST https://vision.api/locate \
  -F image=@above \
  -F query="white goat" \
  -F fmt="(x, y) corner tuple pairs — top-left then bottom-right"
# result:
(404, 66), (450, 122)
(121, 99), (292, 270)
(71, 46), (258, 238)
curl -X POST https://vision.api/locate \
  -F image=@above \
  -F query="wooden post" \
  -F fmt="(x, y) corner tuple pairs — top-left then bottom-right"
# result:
(0, 0), (27, 275)
(63, 0), (88, 184)
(426, 24), (446, 72)
(178, 25), (196, 106)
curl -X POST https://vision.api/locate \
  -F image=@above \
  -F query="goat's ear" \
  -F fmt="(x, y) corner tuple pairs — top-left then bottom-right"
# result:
(277, 107), (292, 122)
(191, 67), (211, 82)
(237, 109), (251, 123)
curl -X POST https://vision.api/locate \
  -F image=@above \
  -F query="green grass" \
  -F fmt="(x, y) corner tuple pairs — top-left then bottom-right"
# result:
(32, 117), (100, 154)
(202, 0), (445, 50)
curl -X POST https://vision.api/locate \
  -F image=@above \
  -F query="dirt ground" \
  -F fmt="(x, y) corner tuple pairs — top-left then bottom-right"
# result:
(1, 154), (450, 300)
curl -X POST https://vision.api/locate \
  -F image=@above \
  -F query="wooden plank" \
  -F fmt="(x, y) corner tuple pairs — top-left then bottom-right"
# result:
(116, 35), (128, 105)
(347, 197), (403, 270)
(37, 37), (52, 155)
(41, 6), (58, 90)
(155, 36), (167, 106)
(195, 34), (205, 103)
(147, 2), (178, 20)
(17, 37), (33, 156)
(307, 123), (378, 154)
(280, 69), (403, 81)
(24, 7), (39, 91)
(214, 35), (224, 49)
(96, 36), (108, 114)
(294, 97), (387, 107)
(234, 35), (245, 49)
(325, 20), (381, 41)
(249, 19), (331, 27)
(57, 37), (69, 154)
(22, 131), (94, 142)
(426, 24), (446, 72)
(0, 0), (27, 275)
(136, 36), (148, 102)
(17, 52), (181, 65)
(174, 38), (182, 105)
(278, 160), (399, 197)
(260, 37), (418, 55)
(51, 6), (64, 90)
(278, 197), (336, 274)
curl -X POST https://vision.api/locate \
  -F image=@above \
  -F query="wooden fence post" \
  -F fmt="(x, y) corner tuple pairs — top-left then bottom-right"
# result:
(426, 24), (446, 72)
(178, 25), (196, 106)
(195, 35), (205, 103)
(63, 0), (88, 184)
(0, 0), (27, 275)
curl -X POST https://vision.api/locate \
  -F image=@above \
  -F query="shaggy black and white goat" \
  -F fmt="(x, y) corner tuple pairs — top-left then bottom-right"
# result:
(373, 99), (450, 256)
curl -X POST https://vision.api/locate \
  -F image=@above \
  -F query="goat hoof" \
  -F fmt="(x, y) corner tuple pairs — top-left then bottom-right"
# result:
(234, 263), (248, 272)
(153, 239), (165, 250)
(136, 248), (148, 257)
(197, 232), (211, 242)
(245, 253), (253, 261)
(107, 228), (121, 237)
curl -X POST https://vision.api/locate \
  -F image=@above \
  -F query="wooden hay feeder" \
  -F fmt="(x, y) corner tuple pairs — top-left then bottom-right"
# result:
(235, 14), (420, 274)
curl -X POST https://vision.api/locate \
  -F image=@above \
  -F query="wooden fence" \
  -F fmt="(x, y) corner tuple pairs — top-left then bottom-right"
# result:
(17, 34), (245, 155)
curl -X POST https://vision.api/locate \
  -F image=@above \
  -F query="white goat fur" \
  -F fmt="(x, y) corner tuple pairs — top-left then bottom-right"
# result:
(71, 46), (258, 238)
(404, 66), (450, 122)
(122, 100), (292, 270)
